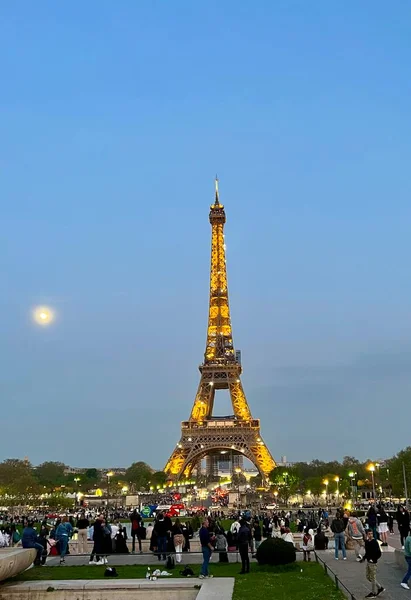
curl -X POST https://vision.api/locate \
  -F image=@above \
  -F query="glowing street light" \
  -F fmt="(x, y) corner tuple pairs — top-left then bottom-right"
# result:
(368, 464), (376, 502)
(107, 471), (114, 507)
(323, 479), (329, 504)
(335, 476), (340, 503)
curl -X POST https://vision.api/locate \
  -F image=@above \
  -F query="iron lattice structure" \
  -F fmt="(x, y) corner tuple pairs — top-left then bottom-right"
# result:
(164, 180), (276, 480)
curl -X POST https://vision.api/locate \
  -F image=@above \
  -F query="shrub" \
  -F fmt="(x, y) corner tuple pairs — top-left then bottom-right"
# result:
(256, 537), (296, 566)
(191, 515), (201, 531)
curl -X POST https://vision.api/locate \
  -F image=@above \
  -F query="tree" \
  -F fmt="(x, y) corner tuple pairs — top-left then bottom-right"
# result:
(387, 447), (411, 497)
(35, 461), (66, 492)
(125, 462), (152, 492)
(269, 467), (299, 505)
(150, 471), (167, 487)
(0, 459), (40, 508)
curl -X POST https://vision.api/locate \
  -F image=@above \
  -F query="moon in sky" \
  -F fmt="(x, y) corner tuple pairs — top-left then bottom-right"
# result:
(33, 306), (55, 326)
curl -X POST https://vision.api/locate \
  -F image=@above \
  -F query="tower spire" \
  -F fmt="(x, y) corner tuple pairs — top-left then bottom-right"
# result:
(215, 175), (219, 205)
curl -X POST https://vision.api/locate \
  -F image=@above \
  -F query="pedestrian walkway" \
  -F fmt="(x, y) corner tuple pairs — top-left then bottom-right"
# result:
(316, 546), (410, 600)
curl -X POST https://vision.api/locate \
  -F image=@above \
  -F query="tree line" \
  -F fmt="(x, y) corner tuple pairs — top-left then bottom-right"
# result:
(0, 447), (410, 508)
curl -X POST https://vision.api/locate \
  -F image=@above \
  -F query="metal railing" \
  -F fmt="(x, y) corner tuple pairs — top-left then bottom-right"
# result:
(314, 551), (358, 600)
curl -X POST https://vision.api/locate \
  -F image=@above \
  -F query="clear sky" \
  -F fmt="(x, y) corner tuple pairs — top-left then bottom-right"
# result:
(2, 1), (411, 469)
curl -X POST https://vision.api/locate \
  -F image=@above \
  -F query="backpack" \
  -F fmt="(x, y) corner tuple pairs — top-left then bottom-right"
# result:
(166, 555), (175, 569)
(104, 567), (118, 577)
(180, 566), (194, 577)
(132, 520), (139, 531)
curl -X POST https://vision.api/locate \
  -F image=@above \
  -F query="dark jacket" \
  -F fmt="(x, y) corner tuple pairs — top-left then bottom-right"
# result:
(238, 524), (251, 545)
(331, 518), (345, 534)
(77, 518), (90, 530)
(253, 524), (262, 541)
(363, 538), (382, 564)
(377, 510), (388, 524)
(199, 525), (211, 547)
(398, 510), (410, 530)
(153, 518), (169, 537)
(92, 519), (105, 542)
(22, 526), (38, 548)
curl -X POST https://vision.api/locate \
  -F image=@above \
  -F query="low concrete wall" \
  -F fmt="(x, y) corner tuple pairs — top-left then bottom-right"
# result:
(0, 548), (37, 582)
(0, 579), (216, 600)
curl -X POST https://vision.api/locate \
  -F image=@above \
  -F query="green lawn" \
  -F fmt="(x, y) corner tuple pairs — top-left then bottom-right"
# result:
(10, 563), (344, 599)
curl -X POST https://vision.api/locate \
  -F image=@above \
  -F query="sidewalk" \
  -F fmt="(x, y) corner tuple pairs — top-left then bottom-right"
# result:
(316, 546), (409, 600)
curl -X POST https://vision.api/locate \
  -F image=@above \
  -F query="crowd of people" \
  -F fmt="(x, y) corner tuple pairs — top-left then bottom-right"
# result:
(3, 501), (411, 597)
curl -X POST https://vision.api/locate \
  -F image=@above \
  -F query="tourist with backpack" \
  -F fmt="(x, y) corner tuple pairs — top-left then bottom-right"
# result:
(346, 512), (366, 561)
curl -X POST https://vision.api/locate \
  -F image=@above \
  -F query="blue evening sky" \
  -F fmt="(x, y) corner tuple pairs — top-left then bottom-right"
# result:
(2, 1), (411, 469)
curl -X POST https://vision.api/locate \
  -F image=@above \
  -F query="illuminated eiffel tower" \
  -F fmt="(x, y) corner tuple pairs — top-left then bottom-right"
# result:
(164, 179), (276, 481)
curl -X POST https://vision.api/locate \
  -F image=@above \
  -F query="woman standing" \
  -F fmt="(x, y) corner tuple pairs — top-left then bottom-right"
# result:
(171, 518), (185, 564)
(55, 516), (73, 565)
(377, 506), (389, 547)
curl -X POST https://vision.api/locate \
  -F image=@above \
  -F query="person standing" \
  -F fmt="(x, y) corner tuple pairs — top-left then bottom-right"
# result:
(331, 512), (347, 560)
(367, 507), (378, 540)
(153, 512), (169, 561)
(302, 528), (314, 562)
(377, 506), (389, 547)
(76, 511), (90, 555)
(181, 521), (192, 552)
(238, 519), (251, 574)
(346, 513), (366, 561)
(253, 519), (262, 553)
(360, 529), (385, 598)
(89, 514), (104, 565)
(397, 506), (410, 549)
(55, 516), (73, 565)
(199, 518), (213, 579)
(171, 518), (185, 564)
(401, 530), (411, 590)
(130, 509), (142, 553)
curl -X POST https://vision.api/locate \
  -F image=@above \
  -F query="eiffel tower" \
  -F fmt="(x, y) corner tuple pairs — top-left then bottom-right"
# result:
(164, 179), (276, 481)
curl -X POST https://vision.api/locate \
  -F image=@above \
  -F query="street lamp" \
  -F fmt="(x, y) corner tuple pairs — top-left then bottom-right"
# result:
(349, 472), (357, 505)
(74, 477), (80, 507)
(323, 479), (329, 505)
(368, 464), (376, 503)
(107, 471), (114, 508)
(235, 468), (242, 509)
(335, 476), (340, 504)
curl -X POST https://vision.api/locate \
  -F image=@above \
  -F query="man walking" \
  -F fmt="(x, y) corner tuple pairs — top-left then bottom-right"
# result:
(400, 530), (411, 590)
(360, 529), (385, 598)
(331, 511), (346, 560)
(199, 518), (213, 579)
(346, 512), (366, 561)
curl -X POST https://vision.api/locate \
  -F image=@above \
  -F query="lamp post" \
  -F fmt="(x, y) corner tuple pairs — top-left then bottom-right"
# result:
(368, 464), (376, 504)
(349, 472), (357, 506)
(283, 472), (289, 506)
(235, 467), (242, 509)
(107, 471), (114, 508)
(323, 479), (329, 506)
(74, 477), (80, 508)
(335, 476), (340, 505)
